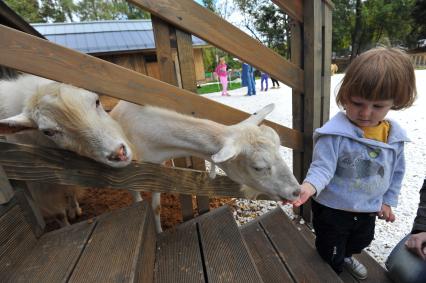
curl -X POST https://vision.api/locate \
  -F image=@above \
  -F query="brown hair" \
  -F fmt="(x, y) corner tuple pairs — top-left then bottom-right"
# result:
(336, 47), (417, 110)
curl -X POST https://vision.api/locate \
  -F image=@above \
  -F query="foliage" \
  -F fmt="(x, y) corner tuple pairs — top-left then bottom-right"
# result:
(4, 0), (149, 23)
(4, 0), (44, 23)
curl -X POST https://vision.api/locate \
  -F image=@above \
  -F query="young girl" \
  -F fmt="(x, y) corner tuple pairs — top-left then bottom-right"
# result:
(292, 47), (417, 279)
(214, 57), (229, 96)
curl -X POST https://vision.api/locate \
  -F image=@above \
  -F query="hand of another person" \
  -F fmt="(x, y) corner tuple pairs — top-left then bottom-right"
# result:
(292, 182), (316, 207)
(377, 204), (396, 222)
(405, 232), (426, 260)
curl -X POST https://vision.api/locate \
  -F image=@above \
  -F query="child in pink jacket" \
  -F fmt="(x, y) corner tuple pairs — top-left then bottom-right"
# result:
(215, 57), (230, 96)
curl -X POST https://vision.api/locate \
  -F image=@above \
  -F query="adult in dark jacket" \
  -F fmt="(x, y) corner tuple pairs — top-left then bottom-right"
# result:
(386, 178), (426, 283)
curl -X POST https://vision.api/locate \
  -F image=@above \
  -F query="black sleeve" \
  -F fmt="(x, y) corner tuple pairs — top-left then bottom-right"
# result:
(412, 178), (426, 234)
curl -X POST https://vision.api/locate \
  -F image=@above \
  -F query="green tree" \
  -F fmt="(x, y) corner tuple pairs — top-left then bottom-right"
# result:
(75, 0), (149, 21)
(4, 0), (44, 23)
(40, 0), (76, 22)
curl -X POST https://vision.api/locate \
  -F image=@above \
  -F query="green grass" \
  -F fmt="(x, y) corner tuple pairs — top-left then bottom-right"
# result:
(197, 82), (242, 95)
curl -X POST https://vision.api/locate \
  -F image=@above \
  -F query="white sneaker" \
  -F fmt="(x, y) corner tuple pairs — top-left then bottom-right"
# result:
(344, 257), (368, 280)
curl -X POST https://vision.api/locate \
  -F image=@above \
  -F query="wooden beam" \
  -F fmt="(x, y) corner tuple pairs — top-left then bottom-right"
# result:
(272, 0), (303, 23)
(0, 142), (248, 199)
(128, 0), (304, 93)
(0, 25), (302, 151)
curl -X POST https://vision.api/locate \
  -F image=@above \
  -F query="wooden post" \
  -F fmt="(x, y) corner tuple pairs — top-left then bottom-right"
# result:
(175, 29), (210, 215)
(291, 20), (304, 216)
(299, 0), (325, 223)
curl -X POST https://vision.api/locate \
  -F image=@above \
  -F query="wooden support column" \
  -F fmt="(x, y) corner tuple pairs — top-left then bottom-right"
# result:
(299, 0), (324, 223)
(175, 29), (210, 215)
(152, 17), (194, 221)
(291, 20), (304, 216)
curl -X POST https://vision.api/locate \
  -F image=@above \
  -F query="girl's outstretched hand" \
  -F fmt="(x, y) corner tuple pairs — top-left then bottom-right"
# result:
(377, 204), (396, 222)
(292, 182), (316, 207)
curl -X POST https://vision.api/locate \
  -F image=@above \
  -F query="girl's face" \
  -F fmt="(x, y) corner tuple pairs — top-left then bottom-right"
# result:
(344, 96), (394, 127)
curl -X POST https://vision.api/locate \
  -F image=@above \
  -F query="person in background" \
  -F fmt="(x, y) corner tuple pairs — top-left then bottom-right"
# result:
(292, 47), (417, 280)
(241, 62), (256, 96)
(271, 77), (280, 89)
(214, 57), (230, 96)
(386, 178), (426, 283)
(260, 72), (269, 92)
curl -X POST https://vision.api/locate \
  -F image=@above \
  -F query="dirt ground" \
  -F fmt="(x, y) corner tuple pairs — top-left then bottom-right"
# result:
(59, 188), (234, 232)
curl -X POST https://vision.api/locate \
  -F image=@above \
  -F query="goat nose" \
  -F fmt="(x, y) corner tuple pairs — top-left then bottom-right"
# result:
(292, 188), (301, 197)
(107, 144), (128, 162)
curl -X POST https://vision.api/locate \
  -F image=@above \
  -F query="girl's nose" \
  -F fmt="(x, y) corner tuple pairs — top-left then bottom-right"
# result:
(359, 106), (372, 117)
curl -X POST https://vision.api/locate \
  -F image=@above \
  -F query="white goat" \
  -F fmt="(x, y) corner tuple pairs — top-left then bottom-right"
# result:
(111, 101), (300, 233)
(0, 74), (133, 226)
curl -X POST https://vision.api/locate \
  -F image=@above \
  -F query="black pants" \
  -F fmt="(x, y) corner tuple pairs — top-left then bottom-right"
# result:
(271, 78), (279, 87)
(312, 200), (376, 274)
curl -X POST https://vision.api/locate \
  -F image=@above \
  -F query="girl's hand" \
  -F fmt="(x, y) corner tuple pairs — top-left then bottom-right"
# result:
(292, 182), (316, 207)
(405, 232), (426, 260)
(377, 204), (395, 222)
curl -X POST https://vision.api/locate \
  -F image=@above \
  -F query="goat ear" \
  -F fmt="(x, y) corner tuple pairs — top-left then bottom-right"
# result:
(0, 113), (37, 134)
(239, 103), (275, 126)
(211, 144), (238, 163)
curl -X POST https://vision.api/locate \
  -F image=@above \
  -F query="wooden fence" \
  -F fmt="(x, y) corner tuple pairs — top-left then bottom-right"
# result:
(0, 0), (333, 222)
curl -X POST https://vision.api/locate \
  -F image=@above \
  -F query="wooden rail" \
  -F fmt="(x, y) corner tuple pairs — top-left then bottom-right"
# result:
(0, 141), (249, 199)
(129, 0), (304, 93)
(0, 24), (303, 151)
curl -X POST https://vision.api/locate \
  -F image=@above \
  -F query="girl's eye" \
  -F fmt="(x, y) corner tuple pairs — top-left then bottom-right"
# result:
(96, 99), (100, 107)
(42, 129), (56, 137)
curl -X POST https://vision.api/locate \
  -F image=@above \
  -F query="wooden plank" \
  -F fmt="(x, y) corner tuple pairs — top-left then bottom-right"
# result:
(155, 222), (205, 283)
(291, 20), (304, 217)
(272, 0), (303, 23)
(0, 141), (246, 199)
(0, 203), (37, 280)
(11, 180), (45, 237)
(173, 158), (195, 221)
(69, 201), (152, 282)
(0, 165), (14, 204)
(301, 0), (324, 223)
(134, 200), (157, 283)
(197, 206), (263, 283)
(128, 0), (304, 93)
(175, 28), (210, 215)
(0, 25), (302, 150)
(240, 221), (294, 282)
(7, 219), (95, 282)
(152, 19), (195, 220)
(321, 2), (332, 125)
(260, 208), (342, 282)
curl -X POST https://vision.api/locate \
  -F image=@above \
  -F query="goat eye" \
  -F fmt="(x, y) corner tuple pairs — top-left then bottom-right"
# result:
(42, 129), (56, 137)
(95, 99), (100, 107)
(253, 166), (263, 172)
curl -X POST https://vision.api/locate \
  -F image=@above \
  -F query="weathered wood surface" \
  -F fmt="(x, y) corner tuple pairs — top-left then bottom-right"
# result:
(69, 202), (154, 282)
(128, 0), (304, 93)
(4, 201), (156, 283)
(0, 201), (37, 280)
(272, 0), (303, 23)
(0, 165), (14, 204)
(156, 205), (263, 283)
(0, 24), (303, 151)
(241, 208), (343, 283)
(0, 141), (246, 199)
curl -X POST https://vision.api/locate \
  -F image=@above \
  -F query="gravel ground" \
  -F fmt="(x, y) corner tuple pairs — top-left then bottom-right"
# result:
(203, 70), (426, 266)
